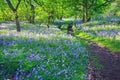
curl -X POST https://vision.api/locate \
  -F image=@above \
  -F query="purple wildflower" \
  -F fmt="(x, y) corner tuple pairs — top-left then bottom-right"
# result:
(2, 41), (7, 45)
(37, 76), (42, 79)
(32, 68), (36, 72)
(5, 53), (11, 57)
(26, 73), (31, 78)
(57, 69), (67, 75)
(72, 53), (79, 58)
(3, 49), (7, 53)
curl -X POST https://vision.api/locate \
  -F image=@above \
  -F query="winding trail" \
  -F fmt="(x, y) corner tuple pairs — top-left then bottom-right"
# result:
(76, 36), (120, 80)
(88, 42), (120, 80)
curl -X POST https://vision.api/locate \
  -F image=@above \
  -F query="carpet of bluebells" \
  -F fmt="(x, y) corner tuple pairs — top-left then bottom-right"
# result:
(0, 23), (88, 80)
(76, 21), (120, 51)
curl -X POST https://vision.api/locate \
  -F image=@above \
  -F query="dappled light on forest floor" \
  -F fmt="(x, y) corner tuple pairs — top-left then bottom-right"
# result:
(76, 22), (120, 52)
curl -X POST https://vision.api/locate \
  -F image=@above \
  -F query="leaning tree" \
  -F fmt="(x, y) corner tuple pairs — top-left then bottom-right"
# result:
(6, 0), (21, 32)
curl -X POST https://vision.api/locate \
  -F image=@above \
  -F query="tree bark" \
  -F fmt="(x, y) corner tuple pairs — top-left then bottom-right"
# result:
(15, 13), (20, 32)
(83, 0), (88, 23)
(47, 16), (50, 28)
(29, 0), (35, 24)
(47, 24), (50, 28)
(58, 16), (62, 29)
(6, 0), (21, 32)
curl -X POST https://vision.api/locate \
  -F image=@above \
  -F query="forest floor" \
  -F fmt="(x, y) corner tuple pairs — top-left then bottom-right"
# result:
(76, 36), (120, 80)
(1, 22), (120, 80)
(88, 41), (120, 80)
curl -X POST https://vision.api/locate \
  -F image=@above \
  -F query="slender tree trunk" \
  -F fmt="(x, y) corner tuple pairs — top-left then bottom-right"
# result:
(15, 13), (20, 32)
(83, 9), (87, 23)
(87, 9), (92, 22)
(47, 16), (50, 28)
(83, 0), (88, 23)
(28, 0), (35, 24)
(58, 16), (62, 29)
(6, 0), (21, 32)
(47, 24), (49, 28)
(29, 4), (35, 24)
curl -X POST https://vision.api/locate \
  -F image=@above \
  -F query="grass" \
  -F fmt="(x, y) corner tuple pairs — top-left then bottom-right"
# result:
(75, 22), (120, 52)
(0, 23), (88, 80)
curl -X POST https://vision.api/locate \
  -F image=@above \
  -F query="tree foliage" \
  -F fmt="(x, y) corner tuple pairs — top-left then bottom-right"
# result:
(0, 0), (117, 31)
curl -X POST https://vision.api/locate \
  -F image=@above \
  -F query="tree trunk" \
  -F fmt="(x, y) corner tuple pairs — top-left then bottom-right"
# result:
(47, 16), (50, 28)
(31, 4), (35, 24)
(29, 4), (35, 24)
(47, 24), (49, 28)
(6, 0), (21, 32)
(83, 0), (88, 23)
(47, 19), (50, 28)
(15, 13), (20, 32)
(58, 16), (62, 29)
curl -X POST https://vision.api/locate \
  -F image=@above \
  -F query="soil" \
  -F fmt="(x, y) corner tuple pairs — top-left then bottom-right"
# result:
(88, 42), (120, 80)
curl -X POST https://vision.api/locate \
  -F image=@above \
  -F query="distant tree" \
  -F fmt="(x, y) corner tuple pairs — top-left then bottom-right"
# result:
(6, 0), (21, 32)
(82, 0), (115, 23)
(34, 0), (57, 28)
(55, 0), (71, 29)
(111, 0), (120, 16)
(34, 0), (73, 28)
(72, 0), (115, 23)
(24, 0), (35, 24)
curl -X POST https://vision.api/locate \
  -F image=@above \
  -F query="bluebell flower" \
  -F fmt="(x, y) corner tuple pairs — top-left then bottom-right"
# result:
(57, 69), (67, 75)
(26, 73), (31, 78)
(3, 49), (8, 53)
(2, 41), (7, 45)
(37, 75), (42, 79)
(72, 53), (79, 58)
(5, 53), (11, 57)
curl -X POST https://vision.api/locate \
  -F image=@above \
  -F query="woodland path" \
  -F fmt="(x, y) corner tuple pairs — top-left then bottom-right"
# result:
(76, 36), (120, 80)
(88, 42), (120, 80)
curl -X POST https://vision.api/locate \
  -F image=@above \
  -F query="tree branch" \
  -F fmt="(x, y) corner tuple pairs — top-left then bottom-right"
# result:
(15, 0), (21, 10)
(33, 0), (43, 6)
(94, 0), (114, 11)
(6, 0), (16, 12)
(6, 0), (21, 12)
(33, 0), (48, 12)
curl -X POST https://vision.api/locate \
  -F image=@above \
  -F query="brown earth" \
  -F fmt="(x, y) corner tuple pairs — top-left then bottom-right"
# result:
(88, 42), (120, 80)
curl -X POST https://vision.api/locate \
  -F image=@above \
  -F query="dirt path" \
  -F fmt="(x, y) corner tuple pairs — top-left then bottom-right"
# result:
(88, 42), (120, 80)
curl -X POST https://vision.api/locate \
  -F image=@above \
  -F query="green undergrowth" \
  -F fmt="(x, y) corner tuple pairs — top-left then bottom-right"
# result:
(75, 31), (120, 52)
(0, 25), (88, 80)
